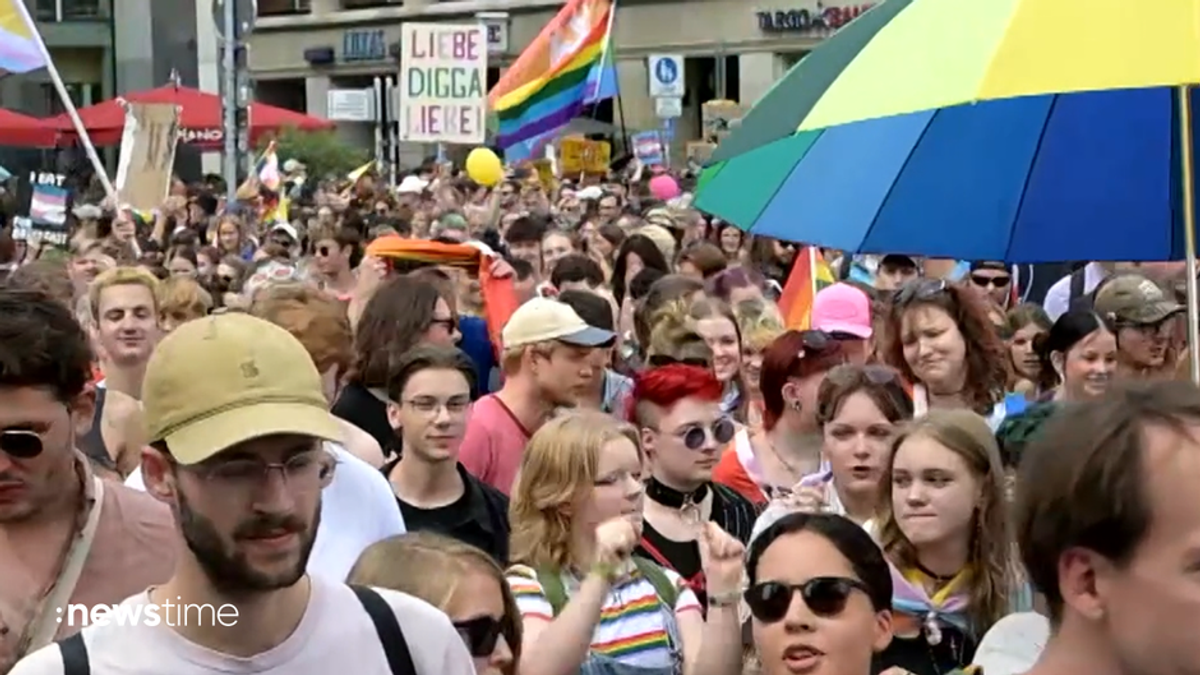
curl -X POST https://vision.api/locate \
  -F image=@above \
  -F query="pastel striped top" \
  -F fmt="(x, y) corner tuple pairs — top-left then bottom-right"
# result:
(506, 564), (701, 668)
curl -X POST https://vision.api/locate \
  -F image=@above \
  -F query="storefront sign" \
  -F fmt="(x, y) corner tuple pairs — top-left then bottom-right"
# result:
(399, 23), (488, 144)
(756, 2), (874, 33)
(477, 12), (509, 55)
(343, 29), (387, 62)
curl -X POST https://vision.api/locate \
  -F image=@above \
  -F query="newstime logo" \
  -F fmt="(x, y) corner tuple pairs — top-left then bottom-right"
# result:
(58, 599), (239, 627)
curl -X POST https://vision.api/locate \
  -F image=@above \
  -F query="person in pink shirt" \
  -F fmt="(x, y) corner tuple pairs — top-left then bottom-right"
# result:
(812, 282), (875, 365)
(459, 297), (615, 494)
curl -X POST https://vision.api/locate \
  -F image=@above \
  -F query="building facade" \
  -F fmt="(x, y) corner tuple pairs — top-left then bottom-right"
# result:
(244, 0), (872, 160)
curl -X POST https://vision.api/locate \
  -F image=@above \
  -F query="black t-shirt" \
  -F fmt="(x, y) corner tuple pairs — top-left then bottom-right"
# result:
(385, 460), (511, 565)
(333, 382), (400, 458)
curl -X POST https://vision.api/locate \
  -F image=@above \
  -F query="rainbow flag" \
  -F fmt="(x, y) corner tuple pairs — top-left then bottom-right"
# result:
(488, 0), (617, 160)
(0, 0), (46, 76)
(778, 246), (836, 330)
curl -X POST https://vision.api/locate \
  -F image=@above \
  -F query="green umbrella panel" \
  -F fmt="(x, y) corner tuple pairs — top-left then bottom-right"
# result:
(707, 0), (912, 166)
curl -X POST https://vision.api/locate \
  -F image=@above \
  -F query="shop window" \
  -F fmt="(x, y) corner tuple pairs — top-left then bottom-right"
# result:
(258, 0), (311, 15)
(35, 0), (104, 22)
(341, 0), (399, 8)
(40, 82), (96, 115)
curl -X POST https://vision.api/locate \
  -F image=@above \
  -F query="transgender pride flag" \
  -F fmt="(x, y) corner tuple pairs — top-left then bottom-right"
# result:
(0, 0), (46, 76)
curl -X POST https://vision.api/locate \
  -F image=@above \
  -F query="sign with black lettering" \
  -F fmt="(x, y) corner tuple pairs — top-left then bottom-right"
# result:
(13, 171), (71, 247)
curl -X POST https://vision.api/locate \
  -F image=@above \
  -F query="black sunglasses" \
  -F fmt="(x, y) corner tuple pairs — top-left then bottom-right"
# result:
(679, 417), (736, 450)
(892, 278), (948, 307)
(744, 577), (871, 624)
(1, 429), (44, 459)
(797, 330), (834, 357)
(970, 274), (1011, 289)
(453, 616), (505, 658)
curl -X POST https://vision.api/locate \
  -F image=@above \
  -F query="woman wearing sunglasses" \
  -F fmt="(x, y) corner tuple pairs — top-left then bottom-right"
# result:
(506, 412), (745, 675)
(628, 356), (759, 610)
(349, 532), (519, 675)
(745, 512), (894, 675)
(883, 280), (1021, 432)
(714, 330), (848, 506)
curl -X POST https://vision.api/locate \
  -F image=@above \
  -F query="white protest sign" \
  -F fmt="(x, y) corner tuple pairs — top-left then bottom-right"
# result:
(399, 22), (488, 145)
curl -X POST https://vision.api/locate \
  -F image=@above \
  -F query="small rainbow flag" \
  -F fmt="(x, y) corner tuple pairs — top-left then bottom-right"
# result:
(488, 0), (618, 160)
(0, 0), (46, 76)
(779, 245), (836, 331)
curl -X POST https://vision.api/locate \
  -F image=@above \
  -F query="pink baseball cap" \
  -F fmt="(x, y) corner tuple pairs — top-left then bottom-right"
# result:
(812, 283), (872, 339)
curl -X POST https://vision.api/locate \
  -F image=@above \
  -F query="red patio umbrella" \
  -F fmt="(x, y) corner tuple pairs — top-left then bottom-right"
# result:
(50, 84), (334, 148)
(0, 109), (55, 147)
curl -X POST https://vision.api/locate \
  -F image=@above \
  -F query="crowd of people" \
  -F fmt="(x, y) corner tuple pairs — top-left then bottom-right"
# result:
(0, 158), (1197, 675)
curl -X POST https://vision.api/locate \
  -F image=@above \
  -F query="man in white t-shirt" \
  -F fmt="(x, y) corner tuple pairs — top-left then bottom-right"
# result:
(11, 314), (472, 675)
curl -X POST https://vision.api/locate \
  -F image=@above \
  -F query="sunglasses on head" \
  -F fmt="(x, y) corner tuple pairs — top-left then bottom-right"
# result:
(892, 278), (948, 307)
(678, 417), (736, 450)
(796, 330), (835, 360)
(647, 354), (710, 369)
(825, 364), (902, 388)
(970, 274), (1011, 289)
(744, 577), (871, 624)
(1, 429), (44, 459)
(453, 616), (505, 658)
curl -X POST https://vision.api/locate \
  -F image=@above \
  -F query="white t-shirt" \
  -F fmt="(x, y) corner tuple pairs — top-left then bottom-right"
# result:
(125, 442), (405, 580)
(9, 575), (474, 675)
(1042, 262), (1107, 321)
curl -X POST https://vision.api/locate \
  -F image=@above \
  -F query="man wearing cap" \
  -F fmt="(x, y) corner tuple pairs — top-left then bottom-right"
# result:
(459, 297), (615, 495)
(812, 283), (874, 365)
(1093, 274), (1185, 378)
(874, 254), (921, 292)
(12, 314), (474, 674)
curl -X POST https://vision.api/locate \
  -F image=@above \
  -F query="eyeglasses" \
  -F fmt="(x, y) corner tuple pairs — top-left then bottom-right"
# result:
(824, 364), (902, 388)
(429, 316), (458, 332)
(744, 577), (871, 624)
(647, 354), (711, 369)
(970, 274), (1011, 289)
(892, 278), (948, 307)
(404, 396), (471, 416)
(453, 616), (506, 658)
(1, 429), (44, 459)
(675, 417), (736, 450)
(184, 451), (337, 494)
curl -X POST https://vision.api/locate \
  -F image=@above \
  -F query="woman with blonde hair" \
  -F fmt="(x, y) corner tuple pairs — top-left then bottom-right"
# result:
(874, 408), (1028, 675)
(506, 411), (745, 675)
(733, 299), (784, 429)
(349, 532), (520, 675)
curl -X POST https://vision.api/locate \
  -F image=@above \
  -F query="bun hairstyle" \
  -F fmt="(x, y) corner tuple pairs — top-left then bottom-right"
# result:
(644, 297), (712, 367)
(1033, 309), (1108, 392)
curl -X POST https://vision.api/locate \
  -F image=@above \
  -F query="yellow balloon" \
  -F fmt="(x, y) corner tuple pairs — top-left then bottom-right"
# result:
(466, 147), (504, 187)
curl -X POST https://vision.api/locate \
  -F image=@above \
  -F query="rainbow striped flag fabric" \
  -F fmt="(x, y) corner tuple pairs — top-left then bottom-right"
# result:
(0, 0), (46, 76)
(778, 246), (836, 331)
(488, 0), (618, 161)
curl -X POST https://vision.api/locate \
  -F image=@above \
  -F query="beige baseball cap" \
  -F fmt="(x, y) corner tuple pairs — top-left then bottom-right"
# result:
(142, 313), (341, 464)
(1094, 274), (1183, 326)
(502, 297), (616, 350)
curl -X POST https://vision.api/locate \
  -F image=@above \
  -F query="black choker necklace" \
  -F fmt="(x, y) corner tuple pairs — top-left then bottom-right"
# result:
(646, 477), (710, 509)
(914, 560), (960, 585)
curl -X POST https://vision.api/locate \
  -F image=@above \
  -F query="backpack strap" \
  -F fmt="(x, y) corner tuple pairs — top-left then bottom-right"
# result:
(1069, 266), (1087, 303)
(632, 558), (679, 610)
(350, 585), (418, 675)
(57, 632), (89, 675)
(535, 568), (570, 617)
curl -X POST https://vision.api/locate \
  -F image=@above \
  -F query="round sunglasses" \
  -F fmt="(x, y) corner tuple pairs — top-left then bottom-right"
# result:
(1, 429), (44, 459)
(678, 417), (736, 450)
(453, 616), (505, 658)
(744, 577), (871, 624)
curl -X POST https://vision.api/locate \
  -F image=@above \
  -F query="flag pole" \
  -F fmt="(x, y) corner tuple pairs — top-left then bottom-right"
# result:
(594, 0), (629, 154)
(15, 0), (116, 203)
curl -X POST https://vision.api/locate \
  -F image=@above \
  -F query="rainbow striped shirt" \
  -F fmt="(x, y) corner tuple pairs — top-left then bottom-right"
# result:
(506, 564), (701, 668)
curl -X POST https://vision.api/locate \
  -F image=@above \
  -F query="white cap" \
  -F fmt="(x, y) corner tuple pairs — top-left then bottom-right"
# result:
(396, 175), (429, 194)
(502, 297), (615, 349)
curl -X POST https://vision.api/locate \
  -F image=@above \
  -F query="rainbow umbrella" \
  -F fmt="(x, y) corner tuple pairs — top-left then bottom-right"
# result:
(694, 0), (1200, 265)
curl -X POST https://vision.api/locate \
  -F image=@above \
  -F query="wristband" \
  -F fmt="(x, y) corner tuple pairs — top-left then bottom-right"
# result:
(708, 590), (741, 608)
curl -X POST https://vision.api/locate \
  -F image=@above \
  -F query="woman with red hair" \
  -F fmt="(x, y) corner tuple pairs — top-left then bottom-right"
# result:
(712, 330), (849, 505)
(628, 362), (759, 609)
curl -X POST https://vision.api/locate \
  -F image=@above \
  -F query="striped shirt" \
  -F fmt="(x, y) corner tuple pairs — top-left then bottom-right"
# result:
(506, 564), (701, 668)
